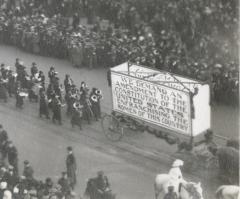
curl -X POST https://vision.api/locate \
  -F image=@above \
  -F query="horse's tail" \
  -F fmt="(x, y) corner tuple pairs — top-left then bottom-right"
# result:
(215, 186), (224, 199)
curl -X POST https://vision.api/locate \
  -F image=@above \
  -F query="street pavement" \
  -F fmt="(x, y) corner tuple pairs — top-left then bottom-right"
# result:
(0, 45), (239, 199)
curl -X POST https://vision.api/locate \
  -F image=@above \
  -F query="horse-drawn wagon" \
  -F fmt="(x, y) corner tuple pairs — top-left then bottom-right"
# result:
(101, 62), (238, 184)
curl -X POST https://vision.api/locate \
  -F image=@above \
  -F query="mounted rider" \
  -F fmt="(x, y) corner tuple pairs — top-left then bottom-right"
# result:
(168, 159), (185, 194)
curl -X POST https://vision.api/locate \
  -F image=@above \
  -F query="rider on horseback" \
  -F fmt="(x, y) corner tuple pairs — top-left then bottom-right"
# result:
(169, 159), (185, 194)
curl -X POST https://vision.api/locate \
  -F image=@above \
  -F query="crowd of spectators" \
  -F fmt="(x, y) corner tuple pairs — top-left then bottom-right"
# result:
(0, 124), (77, 199)
(0, 0), (238, 105)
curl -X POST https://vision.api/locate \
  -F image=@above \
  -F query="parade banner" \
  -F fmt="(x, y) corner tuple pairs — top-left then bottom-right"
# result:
(111, 62), (211, 137)
(111, 71), (191, 135)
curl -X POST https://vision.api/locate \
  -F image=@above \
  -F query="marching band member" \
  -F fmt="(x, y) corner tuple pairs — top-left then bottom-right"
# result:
(71, 102), (83, 130)
(38, 71), (45, 89)
(95, 88), (103, 118)
(89, 88), (101, 121)
(64, 74), (74, 93)
(81, 86), (92, 124)
(30, 62), (38, 77)
(39, 89), (50, 119)
(51, 94), (63, 125)
(0, 76), (8, 102)
(15, 85), (25, 109)
(48, 66), (57, 84)
(7, 70), (16, 97)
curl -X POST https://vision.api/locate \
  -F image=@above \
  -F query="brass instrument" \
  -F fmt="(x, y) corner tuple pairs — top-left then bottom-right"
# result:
(91, 94), (98, 102)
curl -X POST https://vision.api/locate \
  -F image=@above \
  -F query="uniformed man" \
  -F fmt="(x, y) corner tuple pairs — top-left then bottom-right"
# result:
(66, 147), (77, 190)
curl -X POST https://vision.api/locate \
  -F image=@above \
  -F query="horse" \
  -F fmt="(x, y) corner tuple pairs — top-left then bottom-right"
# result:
(154, 174), (204, 199)
(216, 185), (240, 199)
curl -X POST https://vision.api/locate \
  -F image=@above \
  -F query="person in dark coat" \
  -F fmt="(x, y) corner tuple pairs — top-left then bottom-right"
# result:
(30, 62), (38, 77)
(0, 133), (9, 160)
(15, 87), (24, 109)
(5, 166), (19, 190)
(7, 70), (15, 97)
(64, 74), (73, 93)
(107, 68), (111, 87)
(7, 141), (18, 176)
(163, 186), (178, 199)
(58, 172), (71, 197)
(23, 160), (34, 180)
(86, 171), (114, 199)
(38, 71), (45, 90)
(51, 94), (62, 125)
(89, 89), (99, 121)
(39, 90), (50, 119)
(71, 102), (83, 130)
(48, 67), (56, 84)
(66, 147), (77, 190)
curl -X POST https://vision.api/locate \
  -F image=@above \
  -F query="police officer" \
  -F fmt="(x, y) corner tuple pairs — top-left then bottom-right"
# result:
(66, 147), (77, 190)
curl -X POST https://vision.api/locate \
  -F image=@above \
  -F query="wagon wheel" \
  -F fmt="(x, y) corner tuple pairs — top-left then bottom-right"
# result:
(101, 114), (124, 141)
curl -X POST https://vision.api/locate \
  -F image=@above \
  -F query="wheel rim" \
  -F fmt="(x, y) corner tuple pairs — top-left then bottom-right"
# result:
(101, 115), (123, 141)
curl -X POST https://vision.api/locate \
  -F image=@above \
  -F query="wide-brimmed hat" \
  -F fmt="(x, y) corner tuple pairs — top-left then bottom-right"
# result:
(172, 159), (184, 167)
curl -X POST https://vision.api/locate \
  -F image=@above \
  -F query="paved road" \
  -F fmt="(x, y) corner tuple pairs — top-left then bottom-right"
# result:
(0, 45), (238, 199)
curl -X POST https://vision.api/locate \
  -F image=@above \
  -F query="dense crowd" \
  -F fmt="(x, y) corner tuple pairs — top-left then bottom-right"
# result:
(0, 124), (115, 199)
(0, 0), (238, 105)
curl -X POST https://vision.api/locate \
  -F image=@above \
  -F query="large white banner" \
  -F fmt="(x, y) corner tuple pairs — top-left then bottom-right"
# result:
(111, 72), (192, 135)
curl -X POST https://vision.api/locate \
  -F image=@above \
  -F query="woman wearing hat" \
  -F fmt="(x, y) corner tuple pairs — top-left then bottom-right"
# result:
(169, 159), (185, 194)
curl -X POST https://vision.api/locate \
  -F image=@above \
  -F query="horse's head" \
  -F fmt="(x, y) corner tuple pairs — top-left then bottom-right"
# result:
(186, 182), (204, 199)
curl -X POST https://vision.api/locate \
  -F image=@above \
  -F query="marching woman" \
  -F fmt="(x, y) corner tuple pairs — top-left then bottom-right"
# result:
(15, 86), (24, 108)
(51, 94), (63, 125)
(89, 88), (101, 121)
(39, 89), (50, 119)
(71, 102), (83, 130)
(7, 70), (16, 97)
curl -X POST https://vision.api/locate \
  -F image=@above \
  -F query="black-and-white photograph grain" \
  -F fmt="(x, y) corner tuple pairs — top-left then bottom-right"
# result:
(0, 0), (238, 199)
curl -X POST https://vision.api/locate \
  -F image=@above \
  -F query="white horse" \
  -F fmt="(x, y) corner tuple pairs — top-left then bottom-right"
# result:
(154, 174), (204, 199)
(216, 185), (240, 199)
